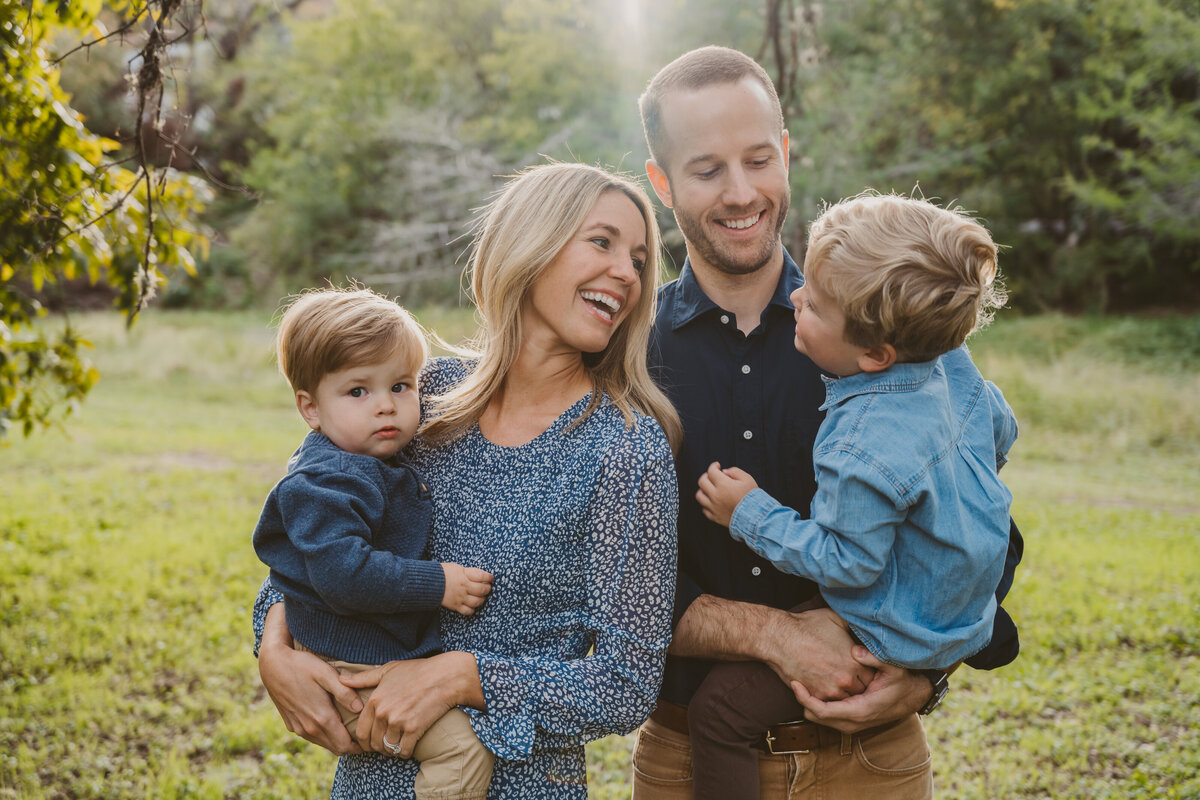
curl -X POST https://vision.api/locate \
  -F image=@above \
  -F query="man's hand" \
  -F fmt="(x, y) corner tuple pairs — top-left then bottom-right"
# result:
(441, 563), (494, 615)
(790, 647), (931, 733)
(696, 462), (759, 528)
(762, 606), (875, 700)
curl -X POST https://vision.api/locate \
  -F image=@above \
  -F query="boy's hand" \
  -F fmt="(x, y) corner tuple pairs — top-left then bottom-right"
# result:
(441, 563), (494, 615)
(696, 461), (759, 528)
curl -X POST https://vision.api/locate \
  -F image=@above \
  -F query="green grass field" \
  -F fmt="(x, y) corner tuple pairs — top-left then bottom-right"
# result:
(2, 309), (1198, 799)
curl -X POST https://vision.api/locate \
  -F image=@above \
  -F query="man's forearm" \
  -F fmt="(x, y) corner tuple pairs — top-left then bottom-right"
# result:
(669, 593), (783, 662)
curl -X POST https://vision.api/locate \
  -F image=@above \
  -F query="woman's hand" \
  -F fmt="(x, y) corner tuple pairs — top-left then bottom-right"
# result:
(343, 651), (484, 758)
(258, 604), (364, 754)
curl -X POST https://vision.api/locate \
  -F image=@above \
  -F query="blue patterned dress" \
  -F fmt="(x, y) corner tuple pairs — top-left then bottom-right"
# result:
(254, 357), (678, 798)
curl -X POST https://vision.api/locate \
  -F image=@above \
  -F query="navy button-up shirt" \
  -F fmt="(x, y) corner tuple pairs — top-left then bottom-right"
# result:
(649, 250), (1022, 705)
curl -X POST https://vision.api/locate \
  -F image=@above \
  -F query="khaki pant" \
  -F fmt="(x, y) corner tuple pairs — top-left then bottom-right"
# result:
(297, 643), (495, 800)
(631, 713), (932, 800)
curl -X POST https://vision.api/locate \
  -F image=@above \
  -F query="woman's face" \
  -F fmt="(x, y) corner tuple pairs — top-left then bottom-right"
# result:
(522, 190), (648, 355)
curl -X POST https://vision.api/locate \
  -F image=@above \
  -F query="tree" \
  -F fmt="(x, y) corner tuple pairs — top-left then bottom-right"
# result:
(0, 0), (210, 436)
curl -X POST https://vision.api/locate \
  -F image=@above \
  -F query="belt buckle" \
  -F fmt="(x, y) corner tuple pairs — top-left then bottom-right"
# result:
(764, 720), (811, 755)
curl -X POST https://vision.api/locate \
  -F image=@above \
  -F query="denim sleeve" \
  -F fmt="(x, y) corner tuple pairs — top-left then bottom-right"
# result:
(467, 422), (679, 760)
(729, 452), (903, 590)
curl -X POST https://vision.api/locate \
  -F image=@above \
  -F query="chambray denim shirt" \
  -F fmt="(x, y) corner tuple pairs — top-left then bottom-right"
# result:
(730, 346), (1018, 670)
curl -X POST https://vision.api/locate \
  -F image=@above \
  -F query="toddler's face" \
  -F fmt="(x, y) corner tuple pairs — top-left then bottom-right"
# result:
(789, 274), (864, 378)
(297, 351), (421, 460)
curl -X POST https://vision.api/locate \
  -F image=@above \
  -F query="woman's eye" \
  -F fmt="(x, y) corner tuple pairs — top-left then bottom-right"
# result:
(590, 237), (610, 249)
(632, 256), (646, 273)
(349, 387), (365, 398)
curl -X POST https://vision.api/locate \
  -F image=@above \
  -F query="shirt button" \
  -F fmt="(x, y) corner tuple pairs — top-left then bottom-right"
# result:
(743, 430), (753, 440)
(720, 314), (730, 324)
(741, 364), (751, 374)
(751, 567), (762, 576)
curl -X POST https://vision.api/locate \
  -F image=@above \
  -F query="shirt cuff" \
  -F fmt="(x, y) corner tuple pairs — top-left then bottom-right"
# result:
(728, 488), (779, 545)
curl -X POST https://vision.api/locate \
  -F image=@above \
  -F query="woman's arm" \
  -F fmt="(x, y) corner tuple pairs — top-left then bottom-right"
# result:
(253, 581), (365, 754)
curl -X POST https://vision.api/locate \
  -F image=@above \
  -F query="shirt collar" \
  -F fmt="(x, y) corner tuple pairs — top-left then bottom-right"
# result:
(820, 358), (940, 410)
(667, 249), (805, 331)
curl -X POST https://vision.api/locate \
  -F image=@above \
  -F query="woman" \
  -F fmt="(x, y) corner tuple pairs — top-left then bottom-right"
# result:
(254, 162), (682, 798)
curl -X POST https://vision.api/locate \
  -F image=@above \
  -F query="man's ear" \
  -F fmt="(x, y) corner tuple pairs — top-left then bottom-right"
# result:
(645, 160), (673, 208)
(295, 391), (321, 431)
(857, 343), (897, 373)
(782, 130), (790, 173)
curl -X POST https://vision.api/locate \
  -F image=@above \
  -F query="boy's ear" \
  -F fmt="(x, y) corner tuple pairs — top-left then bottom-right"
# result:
(645, 160), (673, 208)
(295, 391), (321, 431)
(857, 343), (897, 373)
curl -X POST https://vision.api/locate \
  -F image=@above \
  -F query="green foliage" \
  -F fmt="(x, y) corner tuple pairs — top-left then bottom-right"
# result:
(1, 310), (1198, 798)
(793, 0), (1200, 311)
(0, 0), (211, 437)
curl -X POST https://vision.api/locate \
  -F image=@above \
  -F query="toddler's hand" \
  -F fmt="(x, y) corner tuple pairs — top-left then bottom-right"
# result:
(441, 563), (494, 615)
(696, 461), (759, 528)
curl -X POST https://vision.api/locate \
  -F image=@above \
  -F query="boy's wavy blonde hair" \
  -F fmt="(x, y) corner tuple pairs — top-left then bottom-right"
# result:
(420, 162), (682, 451)
(804, 192), (1007, 363)
(276, 286), (427, 395)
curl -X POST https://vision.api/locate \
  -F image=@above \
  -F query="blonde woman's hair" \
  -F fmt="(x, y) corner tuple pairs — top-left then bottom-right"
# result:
(421, 162), (682, 451)
(276, 285), (428, 395)
(803, 192), (1007, 363)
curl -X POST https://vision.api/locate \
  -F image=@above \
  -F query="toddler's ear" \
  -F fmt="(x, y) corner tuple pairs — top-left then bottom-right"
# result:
(857, 343), (896, 373)
(295, 391), (321, 431)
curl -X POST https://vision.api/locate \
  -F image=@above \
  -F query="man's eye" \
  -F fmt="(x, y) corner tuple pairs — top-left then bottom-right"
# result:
(349, 388), (365, 398)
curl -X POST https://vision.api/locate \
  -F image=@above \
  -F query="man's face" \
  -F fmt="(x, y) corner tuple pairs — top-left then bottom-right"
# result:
(649, 78), (790, 277)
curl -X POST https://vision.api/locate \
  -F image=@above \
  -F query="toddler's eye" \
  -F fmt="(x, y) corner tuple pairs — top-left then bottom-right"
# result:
(392, 383), (409, 393)
(349, 387), (365, 398)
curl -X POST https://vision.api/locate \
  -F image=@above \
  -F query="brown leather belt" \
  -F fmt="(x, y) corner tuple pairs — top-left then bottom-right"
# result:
(648, 701), (839, 755)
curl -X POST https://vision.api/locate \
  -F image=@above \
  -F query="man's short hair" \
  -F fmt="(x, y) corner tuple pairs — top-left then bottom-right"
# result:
(639, 45), (784, 172)
(804, 193), (1007, 363)
(276, 286), (427, 395)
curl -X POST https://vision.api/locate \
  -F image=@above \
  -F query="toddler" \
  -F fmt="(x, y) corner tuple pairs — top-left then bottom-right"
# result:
(692, 193), (1017, 800)
(253, 286), (495, 800)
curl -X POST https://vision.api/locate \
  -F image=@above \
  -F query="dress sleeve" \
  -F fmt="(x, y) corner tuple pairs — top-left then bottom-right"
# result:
(252, 577), (285, 658)
(468, 420), (679, 760)
(728, 449), (903, 590)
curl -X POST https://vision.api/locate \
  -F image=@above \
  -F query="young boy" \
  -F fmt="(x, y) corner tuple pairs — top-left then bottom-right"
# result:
(691, 193), (1017, 800)
(253, 286), (495, 800)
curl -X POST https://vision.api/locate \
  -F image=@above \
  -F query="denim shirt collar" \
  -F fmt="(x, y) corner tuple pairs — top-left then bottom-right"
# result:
(820, 358), (939, 411)
(667, 249), (805, 330)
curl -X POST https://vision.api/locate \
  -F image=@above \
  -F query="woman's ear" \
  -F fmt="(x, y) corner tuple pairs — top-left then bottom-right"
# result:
(857, 343), (897, 373)
(295, 391), (321, 431)
(645, 160), (673, 208)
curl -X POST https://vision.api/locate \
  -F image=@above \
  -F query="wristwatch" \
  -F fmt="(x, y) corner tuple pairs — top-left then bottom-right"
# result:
(916, 669), (949, 715)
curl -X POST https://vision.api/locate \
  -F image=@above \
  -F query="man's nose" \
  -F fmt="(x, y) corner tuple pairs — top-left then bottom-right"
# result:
(722, 167), (756, 208)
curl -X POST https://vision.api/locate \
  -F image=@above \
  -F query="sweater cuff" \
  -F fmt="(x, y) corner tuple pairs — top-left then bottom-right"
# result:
(402, 559), (448, 611)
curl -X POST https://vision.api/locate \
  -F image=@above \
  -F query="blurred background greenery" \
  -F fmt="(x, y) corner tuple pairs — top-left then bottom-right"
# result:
(4, 0), (1199, 433)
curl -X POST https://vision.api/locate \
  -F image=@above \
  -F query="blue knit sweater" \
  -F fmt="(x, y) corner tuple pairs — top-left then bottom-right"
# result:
(252, 431), (445, 665)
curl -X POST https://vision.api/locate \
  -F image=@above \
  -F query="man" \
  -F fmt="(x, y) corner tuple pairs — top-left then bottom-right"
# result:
(632, 46), (1023, 799)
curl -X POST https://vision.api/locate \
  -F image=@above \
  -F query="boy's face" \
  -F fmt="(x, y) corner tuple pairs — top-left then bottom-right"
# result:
(296, 350), (421, 460)
(789, 272), (867, 378)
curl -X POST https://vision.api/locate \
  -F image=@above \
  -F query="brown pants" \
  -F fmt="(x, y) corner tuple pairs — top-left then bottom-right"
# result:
(296, 643), (495, 800)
